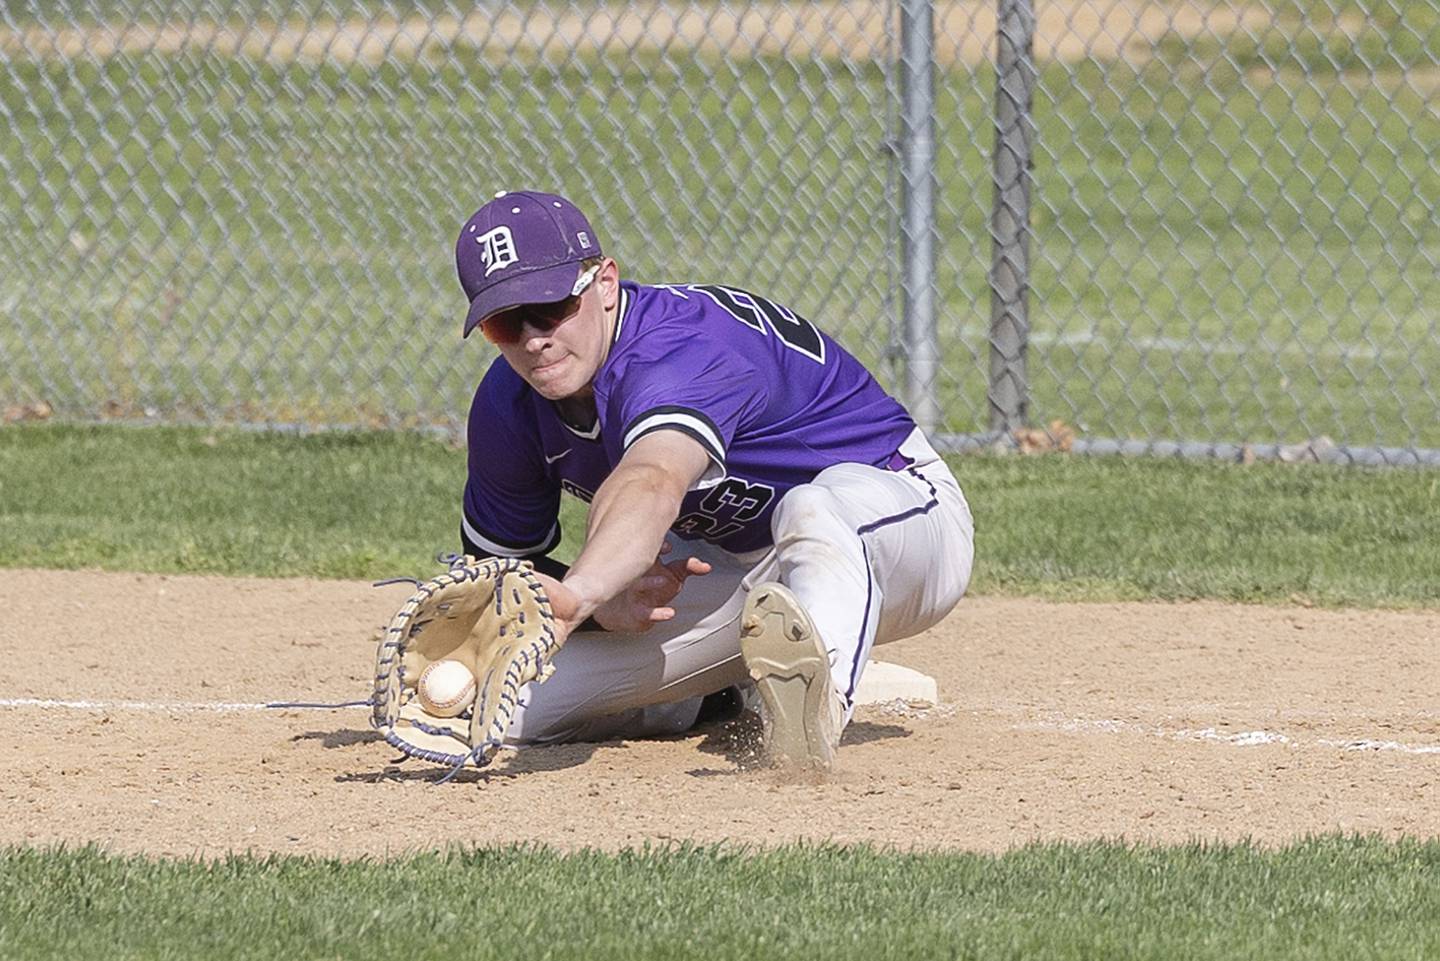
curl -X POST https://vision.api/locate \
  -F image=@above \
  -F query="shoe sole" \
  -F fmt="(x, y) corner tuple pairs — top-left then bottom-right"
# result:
(740, 583), (837, 769)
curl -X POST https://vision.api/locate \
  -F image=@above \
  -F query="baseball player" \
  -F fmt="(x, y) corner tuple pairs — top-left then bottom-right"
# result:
(455, 190), (974, 768)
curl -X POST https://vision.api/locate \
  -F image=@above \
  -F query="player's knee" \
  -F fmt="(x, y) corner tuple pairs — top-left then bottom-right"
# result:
(770, 483), (842, 545)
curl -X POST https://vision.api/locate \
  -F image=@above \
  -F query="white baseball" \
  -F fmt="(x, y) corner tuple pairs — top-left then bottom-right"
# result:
(416, 659), (477, 718)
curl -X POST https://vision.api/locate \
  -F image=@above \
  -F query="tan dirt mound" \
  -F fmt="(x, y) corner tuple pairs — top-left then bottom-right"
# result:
(3, 568), (1436, 857)
(1, 1), (1270, 67)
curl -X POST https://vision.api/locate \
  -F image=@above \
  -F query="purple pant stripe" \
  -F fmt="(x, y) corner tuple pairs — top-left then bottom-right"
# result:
(844, 539), (876, 705)
(844, 467), (941, 702)
(854, 467), (939, 536)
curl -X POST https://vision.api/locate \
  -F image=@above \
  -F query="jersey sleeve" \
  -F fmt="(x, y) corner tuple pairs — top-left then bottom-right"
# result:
(461, 362), (562, 557)
(605, 323), (767, 488)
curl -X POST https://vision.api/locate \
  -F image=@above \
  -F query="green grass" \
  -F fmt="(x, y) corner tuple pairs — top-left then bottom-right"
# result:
(2, 838), (1438, 961)
(2, 391), (1436, 952)
(1, 27), (1437, 448)
(4, 16), (1436, 935)
(3, 422), (1437, 606)
(1155, 0), (1440, 76)
(0, 422), (464, 579)
(966, 447), (1440, 606)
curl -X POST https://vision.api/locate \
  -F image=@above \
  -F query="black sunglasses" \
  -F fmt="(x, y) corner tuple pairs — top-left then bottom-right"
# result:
(481, 264), (600, 345)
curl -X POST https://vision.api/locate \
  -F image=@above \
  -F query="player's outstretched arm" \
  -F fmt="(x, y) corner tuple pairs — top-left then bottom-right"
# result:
(586, 541), (712, 634)
(539, 430), (712, 640)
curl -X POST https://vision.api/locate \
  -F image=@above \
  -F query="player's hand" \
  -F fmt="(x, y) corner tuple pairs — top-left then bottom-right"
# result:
(592, 542), (712, 635)
(531, 571), (587, 646)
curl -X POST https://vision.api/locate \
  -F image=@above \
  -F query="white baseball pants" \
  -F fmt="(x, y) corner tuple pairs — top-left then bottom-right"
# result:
(504, 427), (974, 744)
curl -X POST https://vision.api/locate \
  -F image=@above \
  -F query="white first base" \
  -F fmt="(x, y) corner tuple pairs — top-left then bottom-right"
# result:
(853, 661), (938, 707)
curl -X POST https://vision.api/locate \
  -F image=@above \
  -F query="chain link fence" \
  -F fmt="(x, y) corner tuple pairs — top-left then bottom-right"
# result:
(970, 0), (1440, 465)
(1, 1), (1436, 464)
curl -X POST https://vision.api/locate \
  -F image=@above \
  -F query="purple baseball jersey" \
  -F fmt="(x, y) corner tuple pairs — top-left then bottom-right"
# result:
(463, 281), (915, 555)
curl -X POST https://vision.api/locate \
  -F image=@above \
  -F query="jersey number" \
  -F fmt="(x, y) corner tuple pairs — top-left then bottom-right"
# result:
(672, 477), (776, 542)
(685, 285), (826, 364)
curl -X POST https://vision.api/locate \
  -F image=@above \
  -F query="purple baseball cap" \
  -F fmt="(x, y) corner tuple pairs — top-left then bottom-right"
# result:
(455, 190), (603, 338)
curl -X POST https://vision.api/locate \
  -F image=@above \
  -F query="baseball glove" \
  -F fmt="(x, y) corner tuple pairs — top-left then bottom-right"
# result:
(371, 556), (559, 773)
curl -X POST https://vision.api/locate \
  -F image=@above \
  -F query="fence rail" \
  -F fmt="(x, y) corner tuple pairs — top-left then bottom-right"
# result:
(2, 1), (1436, 465)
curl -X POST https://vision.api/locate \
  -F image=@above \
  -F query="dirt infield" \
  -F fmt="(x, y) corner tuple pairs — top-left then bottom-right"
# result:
(1, 1), (1268, 67)
(4, 568), (1436, 857)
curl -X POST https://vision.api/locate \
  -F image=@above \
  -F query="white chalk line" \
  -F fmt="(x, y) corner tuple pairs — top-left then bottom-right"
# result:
(5, 697), (1436, 757)
(0, 697), (365, 712)
(956, 324), (1426, 364)
(1018, 716), (1440, 756)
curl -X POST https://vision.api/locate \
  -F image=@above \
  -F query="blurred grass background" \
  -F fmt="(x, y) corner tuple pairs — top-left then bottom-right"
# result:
(1, 1), (1437, 446)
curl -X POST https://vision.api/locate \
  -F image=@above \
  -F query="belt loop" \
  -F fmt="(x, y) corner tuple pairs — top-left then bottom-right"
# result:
(885, 451), (913, 472)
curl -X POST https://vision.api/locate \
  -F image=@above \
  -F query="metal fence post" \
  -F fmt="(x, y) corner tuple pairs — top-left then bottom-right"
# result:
(899, 0), (940, 433)
(989, 0), (1036, 434)
(7, 2), (1437, 464)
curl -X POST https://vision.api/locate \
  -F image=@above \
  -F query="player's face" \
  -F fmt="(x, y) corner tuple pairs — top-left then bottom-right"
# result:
(490, 259), (620, 400)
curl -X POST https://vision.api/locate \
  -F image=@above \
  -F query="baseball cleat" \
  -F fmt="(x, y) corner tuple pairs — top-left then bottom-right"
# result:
(740, 583), (842, 770)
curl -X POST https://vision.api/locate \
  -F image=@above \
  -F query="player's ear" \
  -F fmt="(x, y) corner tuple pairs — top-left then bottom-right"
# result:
(598, 257), (620, 309)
